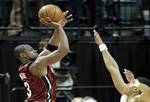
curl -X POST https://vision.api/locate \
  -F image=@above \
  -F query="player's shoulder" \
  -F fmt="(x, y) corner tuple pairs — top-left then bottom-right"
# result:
(135, 93), (150, 102)
(18, 62), (33, 72)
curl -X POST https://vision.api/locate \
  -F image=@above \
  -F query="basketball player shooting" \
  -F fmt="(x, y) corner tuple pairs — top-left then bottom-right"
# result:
(92, 30), (150, 102)
(14, 9), (73, 102)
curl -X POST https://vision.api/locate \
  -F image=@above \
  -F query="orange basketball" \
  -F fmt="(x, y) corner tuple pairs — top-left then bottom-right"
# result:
(38, 4), (63, 22)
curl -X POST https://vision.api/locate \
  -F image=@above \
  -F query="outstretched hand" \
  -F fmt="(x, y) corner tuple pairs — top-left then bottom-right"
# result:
(123, 69), (136, 84)
(40, 17), (61, 29)
(93, 30), (103, 46)
(58, 10), (73, 27)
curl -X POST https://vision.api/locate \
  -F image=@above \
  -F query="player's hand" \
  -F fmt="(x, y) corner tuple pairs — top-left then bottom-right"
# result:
(58, 10), (73, 27)
(93, 30), (104, 46)
(123, 69), (136, 84)
(40, 17), (61, 29)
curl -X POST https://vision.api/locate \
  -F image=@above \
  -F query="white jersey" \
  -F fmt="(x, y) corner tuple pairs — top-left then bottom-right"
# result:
(120, 94), (143, 102)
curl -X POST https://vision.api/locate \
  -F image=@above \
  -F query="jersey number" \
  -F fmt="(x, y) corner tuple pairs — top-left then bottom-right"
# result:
(24, 82), (32, 97)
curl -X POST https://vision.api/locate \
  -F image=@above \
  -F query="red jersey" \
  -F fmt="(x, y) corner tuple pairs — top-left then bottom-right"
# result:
(18, 62), (56, 102)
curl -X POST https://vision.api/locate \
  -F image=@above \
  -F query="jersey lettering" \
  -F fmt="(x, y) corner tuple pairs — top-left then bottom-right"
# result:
(24, 82), (32, 97)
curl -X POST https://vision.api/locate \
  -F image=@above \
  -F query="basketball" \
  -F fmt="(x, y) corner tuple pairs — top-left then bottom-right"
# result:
(38, 4), (63, 22)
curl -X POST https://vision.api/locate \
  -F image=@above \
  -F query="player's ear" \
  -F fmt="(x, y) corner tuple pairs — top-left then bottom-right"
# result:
(131, 86), (138, 92)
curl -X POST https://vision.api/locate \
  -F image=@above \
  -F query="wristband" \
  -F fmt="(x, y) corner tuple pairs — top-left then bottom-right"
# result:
(46, 44), (58, 51)
(99, 44), (108, 52)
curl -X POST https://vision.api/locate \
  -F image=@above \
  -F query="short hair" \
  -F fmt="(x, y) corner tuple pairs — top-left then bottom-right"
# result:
(137, 77), (150, 87)
(71, 96), (98, 102)
(14, 44), (30, 58)
(71, 97), (82, 102)
(81, 96), (97, 102)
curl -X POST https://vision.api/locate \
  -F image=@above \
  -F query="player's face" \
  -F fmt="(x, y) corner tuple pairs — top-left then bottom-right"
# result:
(24, 45), (38, 60)
(128, 84), (141, 95)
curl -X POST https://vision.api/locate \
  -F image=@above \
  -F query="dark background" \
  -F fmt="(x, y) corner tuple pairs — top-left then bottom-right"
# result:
(1, 37), (150, 102)
(0, 0), (150, 102)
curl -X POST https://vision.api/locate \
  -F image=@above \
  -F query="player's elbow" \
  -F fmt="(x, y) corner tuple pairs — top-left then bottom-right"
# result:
(63, 45), (70, 53)
(59, 47), (69, 56)
(106, 62), (119, 70)
(106, 65), (119, 74)
(64, 44), (70, 53)
(63, 48), (70, 56)
(65, 47), (70, 54)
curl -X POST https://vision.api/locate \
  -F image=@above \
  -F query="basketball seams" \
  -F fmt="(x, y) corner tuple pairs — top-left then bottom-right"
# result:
(38, 8), (44, 19)
(54, 7), (62, 22)
(45, 6), (50, 20)
(46, 5), (56, 21)
(39, 6), (47, 19)
(51, 6), (57, 22)
(38, 4), (62, 22)
(44, 6), (49, 19)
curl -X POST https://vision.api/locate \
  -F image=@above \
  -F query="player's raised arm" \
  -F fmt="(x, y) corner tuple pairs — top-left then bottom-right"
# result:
(38, 10), (73, 57)
(30, 16), (71, 76)
(93, 30), (129, 95)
